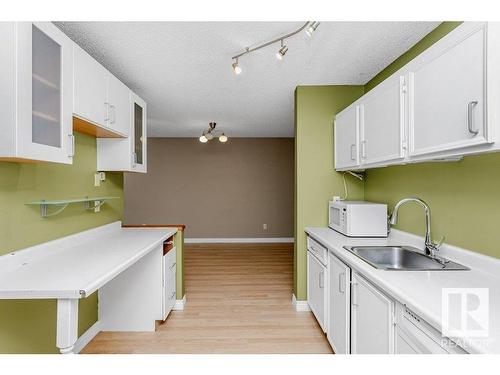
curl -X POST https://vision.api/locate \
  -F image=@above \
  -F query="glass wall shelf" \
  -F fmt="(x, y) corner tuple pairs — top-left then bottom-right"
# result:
(26, 196), (120, 218)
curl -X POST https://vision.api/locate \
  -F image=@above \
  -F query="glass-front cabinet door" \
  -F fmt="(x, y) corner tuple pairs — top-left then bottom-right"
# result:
(131, 92), (147, 172)
(17, 22), (74, 164)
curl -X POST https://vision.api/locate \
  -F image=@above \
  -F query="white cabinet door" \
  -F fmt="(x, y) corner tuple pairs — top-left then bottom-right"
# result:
(162, 248), (177, 320)
(130, 92), (147, 173)
(409, 23), (490, 156)
(307, 251), (326, 332)
(360, 74), (405, 166)
(16, 22), (74, 164)
(73, 44), (108, 128)
(395, 329), (421, 354)
(327, 252), (351, 354)
(334, 104), (359, 170)
(351, 272), (394, 354)
(107, 74), (130, 136)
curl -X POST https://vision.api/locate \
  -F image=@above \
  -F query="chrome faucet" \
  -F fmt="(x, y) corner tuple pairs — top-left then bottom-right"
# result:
(389, 197), (444, 258)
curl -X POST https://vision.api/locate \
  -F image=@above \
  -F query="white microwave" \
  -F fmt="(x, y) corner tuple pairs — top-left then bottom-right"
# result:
(328, 200), (388, 237)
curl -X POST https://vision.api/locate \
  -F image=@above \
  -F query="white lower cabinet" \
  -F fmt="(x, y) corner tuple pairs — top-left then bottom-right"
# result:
(327, 252), (351, 354)
(161, 246), (176, 320)
(351, 272), (395, 354)
(307, 251), (327, 332)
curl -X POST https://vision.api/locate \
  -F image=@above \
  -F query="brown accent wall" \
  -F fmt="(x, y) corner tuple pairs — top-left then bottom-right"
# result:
(124, 138), (294, 238)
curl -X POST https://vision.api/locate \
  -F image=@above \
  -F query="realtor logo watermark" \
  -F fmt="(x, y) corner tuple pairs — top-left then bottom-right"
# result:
(441, 288), (490, 350)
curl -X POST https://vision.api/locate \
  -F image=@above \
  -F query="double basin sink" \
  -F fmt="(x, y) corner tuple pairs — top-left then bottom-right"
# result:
(343, 245), (469, 271)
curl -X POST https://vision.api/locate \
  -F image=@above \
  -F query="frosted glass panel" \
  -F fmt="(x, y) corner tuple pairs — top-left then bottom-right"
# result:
(134, 103), (143, 164)
(32, 25), (61, 148)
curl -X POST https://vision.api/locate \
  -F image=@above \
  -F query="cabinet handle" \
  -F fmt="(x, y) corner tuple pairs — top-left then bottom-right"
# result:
(68, 134), (75, 157)
(170, 291), (176, 300)
(350, 144), (356, 161)
(339, 272), (345, 294)
(351, 281), (358, 307)
(467, 101), (479, 135)
(361, 140), (367, 159)
(110, 104), (116, 124)
(169, 262), (176, 270)
(104, 102), (110, 123)
(319, 270), (324, 289)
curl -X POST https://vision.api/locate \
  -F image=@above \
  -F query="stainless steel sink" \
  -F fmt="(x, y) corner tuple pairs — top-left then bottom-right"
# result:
(343, 245), (469, 271)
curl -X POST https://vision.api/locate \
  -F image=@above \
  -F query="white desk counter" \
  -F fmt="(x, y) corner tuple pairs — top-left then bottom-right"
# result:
(0, 221), (177, 353)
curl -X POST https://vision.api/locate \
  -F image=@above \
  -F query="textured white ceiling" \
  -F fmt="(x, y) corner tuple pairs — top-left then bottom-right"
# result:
(55, 22), (439, 137)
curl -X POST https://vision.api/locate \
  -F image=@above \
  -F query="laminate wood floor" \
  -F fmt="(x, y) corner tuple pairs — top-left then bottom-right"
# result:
(82, 243), (332, 354)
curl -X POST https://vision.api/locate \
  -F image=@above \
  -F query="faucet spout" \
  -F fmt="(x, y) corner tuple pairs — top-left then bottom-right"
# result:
(390, 197), (435, 256)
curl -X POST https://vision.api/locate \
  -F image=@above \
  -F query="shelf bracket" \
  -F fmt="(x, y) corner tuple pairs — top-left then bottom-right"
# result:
(40, 201), (70, 218)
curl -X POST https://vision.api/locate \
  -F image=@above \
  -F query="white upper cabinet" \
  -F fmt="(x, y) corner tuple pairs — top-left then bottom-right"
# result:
(97, 91), (147, 173)
(73, 44), (129, 137)
(131, 93), (147, 173)
(360, 74), (406, 166)
(107, 74), (131, 136)
(0, 22), (74, 164)
(334, 22), (500, 171)
(73, 44), (108, 128)
(409, 23), (490, 157)
(334, 104), (359, 170)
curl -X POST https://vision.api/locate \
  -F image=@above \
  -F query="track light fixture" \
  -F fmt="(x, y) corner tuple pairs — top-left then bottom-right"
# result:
(305, 21), (320, 37)
(276, 40), (288, 60)
(199, 122), (229, 143)
(231, 21), (320, 74)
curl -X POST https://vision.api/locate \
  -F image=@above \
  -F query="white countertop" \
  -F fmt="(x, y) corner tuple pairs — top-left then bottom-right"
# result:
(305, 226), (500, 354)
(0, 222), (176, 299)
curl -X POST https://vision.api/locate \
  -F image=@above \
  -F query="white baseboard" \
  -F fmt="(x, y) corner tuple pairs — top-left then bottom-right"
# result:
(292, 294), (311, 312)
(185, 237), (294, 244)
(173, 295), (186, 310)
(74, 321), (101, 354)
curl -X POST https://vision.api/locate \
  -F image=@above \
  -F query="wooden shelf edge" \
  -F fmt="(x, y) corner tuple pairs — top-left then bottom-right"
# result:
(122, 224), (186, 232)
(73, 116), (126, 139)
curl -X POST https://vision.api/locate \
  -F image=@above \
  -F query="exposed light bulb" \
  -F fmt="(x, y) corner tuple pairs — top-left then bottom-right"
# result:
(276, 45), (288, 60)
(199, 135), (208, 143)
(305, 21), (320, 37)
(205, 132), (214, 141)
(219, 133), (228, 143)
(232, 59), (242, 75)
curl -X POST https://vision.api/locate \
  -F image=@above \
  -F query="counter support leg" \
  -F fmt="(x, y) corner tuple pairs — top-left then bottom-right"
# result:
(56, 298), (79, 354)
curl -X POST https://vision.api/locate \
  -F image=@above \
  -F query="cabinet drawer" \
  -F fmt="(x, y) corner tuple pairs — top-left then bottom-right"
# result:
(307, 236), (327, 264)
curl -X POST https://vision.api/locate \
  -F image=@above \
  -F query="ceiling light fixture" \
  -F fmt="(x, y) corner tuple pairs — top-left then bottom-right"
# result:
(199, 122), (229, 143)
(276, 40), (288, 60)
(232, 58), (242, 75)
(305, 21), (320, 37)
(231, 21), (319, 73)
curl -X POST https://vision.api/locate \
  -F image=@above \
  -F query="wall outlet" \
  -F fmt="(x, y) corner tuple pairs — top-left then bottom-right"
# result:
(94, 172), (106, 187)
(263, 223), (268, 230)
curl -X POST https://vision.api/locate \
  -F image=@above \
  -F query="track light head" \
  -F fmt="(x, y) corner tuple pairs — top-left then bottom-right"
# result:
(232, 59), (242, 75)
(219, 133), (228, 143)
(305, 21), (320, 37)
(276, 40), (288, 60)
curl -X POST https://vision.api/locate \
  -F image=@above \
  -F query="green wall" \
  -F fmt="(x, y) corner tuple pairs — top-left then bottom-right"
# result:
(364, 21), (500, 260)
(0, 132), (124, 353)
(294, 86), (364, 300)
